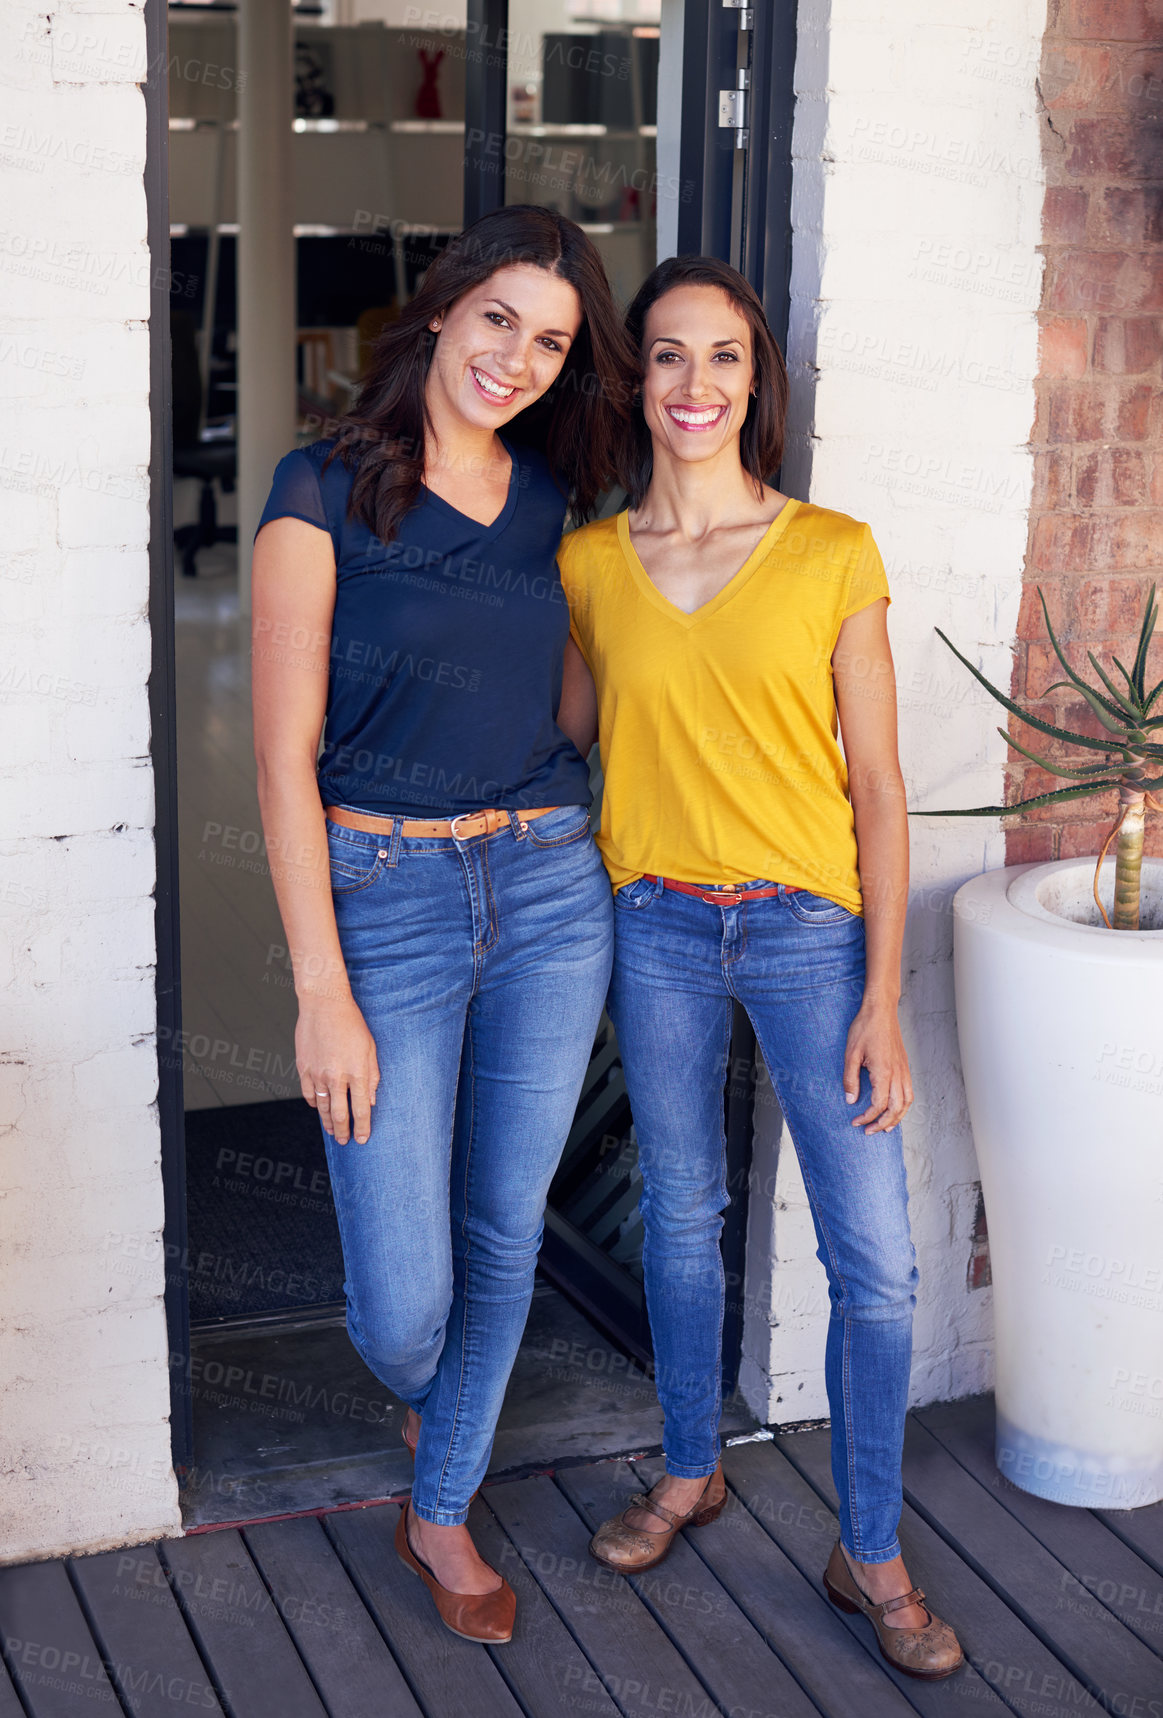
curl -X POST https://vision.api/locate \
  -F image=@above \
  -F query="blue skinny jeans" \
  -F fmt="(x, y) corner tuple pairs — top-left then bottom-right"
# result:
(323, 805), (612, 1524)
(608, 876), (917, 1564)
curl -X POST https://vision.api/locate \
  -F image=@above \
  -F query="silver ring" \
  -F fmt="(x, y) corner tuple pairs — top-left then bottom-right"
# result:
(314, 1089), (330, 1099)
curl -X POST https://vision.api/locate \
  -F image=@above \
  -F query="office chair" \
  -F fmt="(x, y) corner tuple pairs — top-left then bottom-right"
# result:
(171, 308), (238, 579)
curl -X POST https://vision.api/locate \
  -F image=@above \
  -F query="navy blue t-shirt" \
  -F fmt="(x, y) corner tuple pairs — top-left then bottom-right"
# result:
(257, 437), (592, 817)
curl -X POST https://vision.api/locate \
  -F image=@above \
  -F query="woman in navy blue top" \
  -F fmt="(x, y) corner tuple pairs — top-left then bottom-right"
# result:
(258, 431), (590, 818)
(252, 207), (633, 1641)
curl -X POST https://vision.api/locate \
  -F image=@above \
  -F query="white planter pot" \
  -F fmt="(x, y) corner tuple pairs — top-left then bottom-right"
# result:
(954, 856), (1163, 1509)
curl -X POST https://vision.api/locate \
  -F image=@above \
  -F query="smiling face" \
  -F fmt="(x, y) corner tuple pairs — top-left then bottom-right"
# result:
(425, 263), (583, 440)
(640, 283), (755, 467)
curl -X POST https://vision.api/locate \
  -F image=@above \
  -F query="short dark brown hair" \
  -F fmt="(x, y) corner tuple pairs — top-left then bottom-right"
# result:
(620, 255), (789, 507)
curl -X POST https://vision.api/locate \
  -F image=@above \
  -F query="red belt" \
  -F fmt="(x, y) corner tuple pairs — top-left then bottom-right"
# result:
(642, 874), (798, 907)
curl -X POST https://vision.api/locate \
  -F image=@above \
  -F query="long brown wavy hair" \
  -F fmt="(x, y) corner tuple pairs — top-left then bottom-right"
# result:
(620, 255), (789, 507)
(326, 206), (635, 543)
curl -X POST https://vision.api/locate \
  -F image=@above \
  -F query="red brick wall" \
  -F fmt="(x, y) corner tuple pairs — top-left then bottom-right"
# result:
(1013, 0), (1163, 864)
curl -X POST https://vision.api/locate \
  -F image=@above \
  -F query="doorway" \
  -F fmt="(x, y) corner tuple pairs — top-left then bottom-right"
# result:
(150, 0), (795, 1507)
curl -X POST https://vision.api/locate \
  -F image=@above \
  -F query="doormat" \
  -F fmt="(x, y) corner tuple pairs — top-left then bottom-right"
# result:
(184, 1098), (346, 1324)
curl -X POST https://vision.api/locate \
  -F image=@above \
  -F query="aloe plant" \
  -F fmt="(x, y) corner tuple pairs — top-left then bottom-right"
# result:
(918, 584), (1162, 930)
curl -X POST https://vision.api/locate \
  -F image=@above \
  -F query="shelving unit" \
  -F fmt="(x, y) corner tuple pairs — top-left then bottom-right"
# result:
(390, 119), (657, 139)
(165, 11), (661, 394)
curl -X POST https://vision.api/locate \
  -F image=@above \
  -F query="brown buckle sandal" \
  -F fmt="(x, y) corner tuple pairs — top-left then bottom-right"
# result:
(589, 1466), (727, 1573)
(823, 1543), (964, 1679)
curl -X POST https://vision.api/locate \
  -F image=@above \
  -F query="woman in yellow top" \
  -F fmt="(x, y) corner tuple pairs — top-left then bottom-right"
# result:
(556, 256), (962, 1679)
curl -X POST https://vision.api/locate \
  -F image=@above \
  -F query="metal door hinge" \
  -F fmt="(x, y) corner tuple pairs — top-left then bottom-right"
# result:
(723, 0), (754, 26)
(718, 69), (750, 148)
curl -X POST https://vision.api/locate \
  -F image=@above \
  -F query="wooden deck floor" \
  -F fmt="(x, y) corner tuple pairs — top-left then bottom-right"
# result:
(0, 1395), (1159, 1718)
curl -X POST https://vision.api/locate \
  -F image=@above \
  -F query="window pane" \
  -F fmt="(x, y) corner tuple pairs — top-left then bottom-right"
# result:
(504, 0), (661, 307)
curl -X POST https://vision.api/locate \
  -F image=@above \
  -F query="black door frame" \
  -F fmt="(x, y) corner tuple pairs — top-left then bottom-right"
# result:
(741, 0), (798, 344)
(675, 0), (740, 259)
(464, 0), (508, 226)
(146, 0), (193, 1479)
(150, 0), (797, 1477)
(672, 0), (798, 329)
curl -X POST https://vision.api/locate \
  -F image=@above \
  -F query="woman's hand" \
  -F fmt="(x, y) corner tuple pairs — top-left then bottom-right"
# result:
(843, 999), (913, 1134)
(297, 995), (380, 1145)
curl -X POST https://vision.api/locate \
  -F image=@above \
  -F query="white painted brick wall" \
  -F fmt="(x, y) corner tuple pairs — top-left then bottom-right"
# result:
(739, 0), (1047, 1425)
(0, 0), (178, 1560)
(0, 0), (1048, 1555)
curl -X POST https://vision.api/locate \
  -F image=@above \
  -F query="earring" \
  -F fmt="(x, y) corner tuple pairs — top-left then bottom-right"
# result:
(429, 320), (441, 334)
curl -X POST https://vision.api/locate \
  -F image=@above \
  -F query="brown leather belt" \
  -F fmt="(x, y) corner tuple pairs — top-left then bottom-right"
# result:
(643, 874), (799, 907)
(325, 804), (563, 840)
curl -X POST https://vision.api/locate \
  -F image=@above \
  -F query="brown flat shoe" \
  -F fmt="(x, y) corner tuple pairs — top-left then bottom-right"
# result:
(823, 1542), (964, 1679)
(589, 1466), (727, 1573)
(394, 1504), (516, 1644)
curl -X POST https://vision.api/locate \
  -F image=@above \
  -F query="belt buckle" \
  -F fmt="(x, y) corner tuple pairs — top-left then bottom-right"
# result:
(701, 883), (742, 906)
(449, 812), (481, 842)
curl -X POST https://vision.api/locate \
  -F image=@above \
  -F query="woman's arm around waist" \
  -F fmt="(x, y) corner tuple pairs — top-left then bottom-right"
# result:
(556, 635), (598, 759)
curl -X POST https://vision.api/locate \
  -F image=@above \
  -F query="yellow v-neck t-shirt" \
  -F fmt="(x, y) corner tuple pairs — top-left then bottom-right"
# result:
(556, 499), (890, 913)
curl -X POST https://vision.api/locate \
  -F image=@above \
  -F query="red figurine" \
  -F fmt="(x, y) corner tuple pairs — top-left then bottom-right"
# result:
(416, 48), (444, 121)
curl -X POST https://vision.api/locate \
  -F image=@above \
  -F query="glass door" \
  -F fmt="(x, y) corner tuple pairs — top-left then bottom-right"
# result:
(491, 0), (671, 1368)
(502, 3), (660, 308)
(458, 0), (796, 1383)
